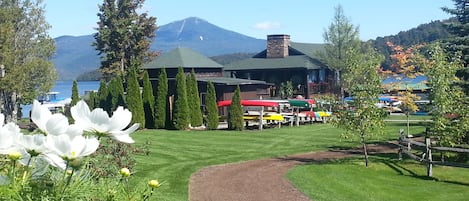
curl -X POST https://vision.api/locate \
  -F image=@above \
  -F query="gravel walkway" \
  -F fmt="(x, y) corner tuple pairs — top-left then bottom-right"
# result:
(189, 143), (397, 201)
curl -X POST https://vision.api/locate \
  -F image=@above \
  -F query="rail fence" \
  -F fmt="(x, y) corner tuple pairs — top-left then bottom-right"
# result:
(397, 129), (469, 177)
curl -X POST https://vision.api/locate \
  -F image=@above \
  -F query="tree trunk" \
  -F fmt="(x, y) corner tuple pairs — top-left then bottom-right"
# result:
(3, 91), (18, 123)
(406, 113), (410, 137)
(361, 134), (369, 167)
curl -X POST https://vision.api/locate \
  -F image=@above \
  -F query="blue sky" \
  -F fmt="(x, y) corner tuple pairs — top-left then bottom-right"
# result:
(44, 0), (453, 43)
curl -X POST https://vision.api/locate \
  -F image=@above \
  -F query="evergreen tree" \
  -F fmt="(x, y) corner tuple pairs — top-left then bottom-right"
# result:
(315, 4), (361, 100)
(126, 69), (145, 127)
(94, 0), (157, 80)
(172, 67), (189, 130)
(142, 71), (155, 129)
(228, 85), (243, 131)
(442, 0), (469, 93)
(71, 80), (79, 106)
(0, 0), (57, 122)
(206, 81), (219, 130)
(97, 80), (111, 114)
(187, 69), (203, 127)
(87, 91), (98, 110)
(108, 76), (126, 110)
(155, 68), (168, 129)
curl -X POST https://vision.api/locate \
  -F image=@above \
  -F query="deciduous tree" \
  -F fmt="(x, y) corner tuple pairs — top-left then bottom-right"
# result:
(333, 42), (385, 167)
(421, 43), (467, 147)
(0, 0), (57, 122)
(316, 4), (361, 100)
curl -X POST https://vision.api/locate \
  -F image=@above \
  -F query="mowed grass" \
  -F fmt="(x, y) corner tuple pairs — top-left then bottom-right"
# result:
(130, 122), (427, 201)
(287, 156), (469, 201)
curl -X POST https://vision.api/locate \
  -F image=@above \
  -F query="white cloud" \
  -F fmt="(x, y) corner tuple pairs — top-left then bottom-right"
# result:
(253, 21), (281, 30)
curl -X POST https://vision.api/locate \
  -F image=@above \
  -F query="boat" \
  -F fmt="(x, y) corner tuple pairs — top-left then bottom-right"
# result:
(217, 99), (284, 130)
(37, 91), (71, 114)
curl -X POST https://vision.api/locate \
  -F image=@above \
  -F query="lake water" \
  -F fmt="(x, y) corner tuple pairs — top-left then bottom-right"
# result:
(21, 80), (100, 118)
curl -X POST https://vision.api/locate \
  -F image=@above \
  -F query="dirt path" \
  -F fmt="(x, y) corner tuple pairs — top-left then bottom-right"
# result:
(189, 143), (397, 201)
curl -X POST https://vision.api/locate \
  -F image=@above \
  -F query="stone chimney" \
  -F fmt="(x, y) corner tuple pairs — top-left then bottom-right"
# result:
(266, 34), (290, 58)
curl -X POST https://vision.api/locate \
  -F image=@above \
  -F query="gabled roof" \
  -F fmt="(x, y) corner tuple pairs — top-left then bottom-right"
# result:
(197, 76), (271, 85)
(289, 42), (325, 58)
(224, 55), (326, 70)
(142, 47), (223, 69)
(224, 42), (327, 71)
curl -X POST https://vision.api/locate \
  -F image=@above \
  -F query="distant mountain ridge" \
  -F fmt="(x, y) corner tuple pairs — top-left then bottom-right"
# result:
(53, 17), (451, 80)
(53, 17), (266, 80)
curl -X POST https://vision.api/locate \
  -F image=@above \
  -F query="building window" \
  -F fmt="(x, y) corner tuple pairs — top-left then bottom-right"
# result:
(309, 70), (318, 83)
(319, 69), (326, 82)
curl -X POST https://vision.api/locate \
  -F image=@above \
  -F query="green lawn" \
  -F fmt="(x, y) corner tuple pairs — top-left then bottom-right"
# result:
(130, 122), (428, 201)
(287, 156), (469, 201)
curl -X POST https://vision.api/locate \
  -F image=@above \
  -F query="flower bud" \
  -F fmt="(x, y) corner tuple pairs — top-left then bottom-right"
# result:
(119, 168), (131, 177)
(148, 180), (160, 188)
(8, 151), (21, 161)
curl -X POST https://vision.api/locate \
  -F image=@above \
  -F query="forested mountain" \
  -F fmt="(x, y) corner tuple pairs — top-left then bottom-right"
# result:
(65, 17), (453, 80)
(371, 20), (452, 69)
(54, 17), (265, 80)
(210, 52), (256, 65)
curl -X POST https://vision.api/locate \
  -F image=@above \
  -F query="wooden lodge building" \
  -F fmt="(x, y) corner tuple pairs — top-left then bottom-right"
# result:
(225, 34), (334, 98)
(141, 47), (273, 106)
(142, 34), (335, 107)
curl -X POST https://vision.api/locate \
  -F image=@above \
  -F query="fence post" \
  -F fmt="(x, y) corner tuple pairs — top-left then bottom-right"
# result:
(426, 137), (433, 177)
(398, 129), (404, 160)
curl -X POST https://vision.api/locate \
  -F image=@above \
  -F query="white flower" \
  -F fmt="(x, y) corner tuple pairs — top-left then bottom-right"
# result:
(71, 100), (139, 143)
(30, 100), (82, 137)
(45, 134), (99, 170)
(0, 113), (22, 154)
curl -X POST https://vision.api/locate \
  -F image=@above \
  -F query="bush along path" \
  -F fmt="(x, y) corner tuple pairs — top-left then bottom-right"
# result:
(188, 143), (397, 201)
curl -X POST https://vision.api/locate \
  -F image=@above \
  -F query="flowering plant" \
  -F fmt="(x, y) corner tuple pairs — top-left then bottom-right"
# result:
(0, 100), (159, 200)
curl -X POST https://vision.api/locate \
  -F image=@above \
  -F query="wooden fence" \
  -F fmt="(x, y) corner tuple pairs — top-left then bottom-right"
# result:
(397, 129), (469, 177)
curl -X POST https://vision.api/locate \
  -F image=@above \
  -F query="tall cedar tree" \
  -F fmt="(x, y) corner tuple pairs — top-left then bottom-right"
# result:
(94, 0), (157, 80)
(108, 76), (126, 110)
(332, 43), (385, 167)
(87, 91), (98, 110)
(172, 67), (190, 130)
(442, 0), (469, 94)
(155, 68), (168, 129)
(187, 69), (203, 127)
(142, 71), (155, 128)
(228, 85), (244, 130)
(97, 80), (112, 114)
(0, 0), (57, 122)
(316, 4), (361, 100)
(126, 69), (145, 127)
(71, 80), (79, 106)
(206, 81), (219, 130)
